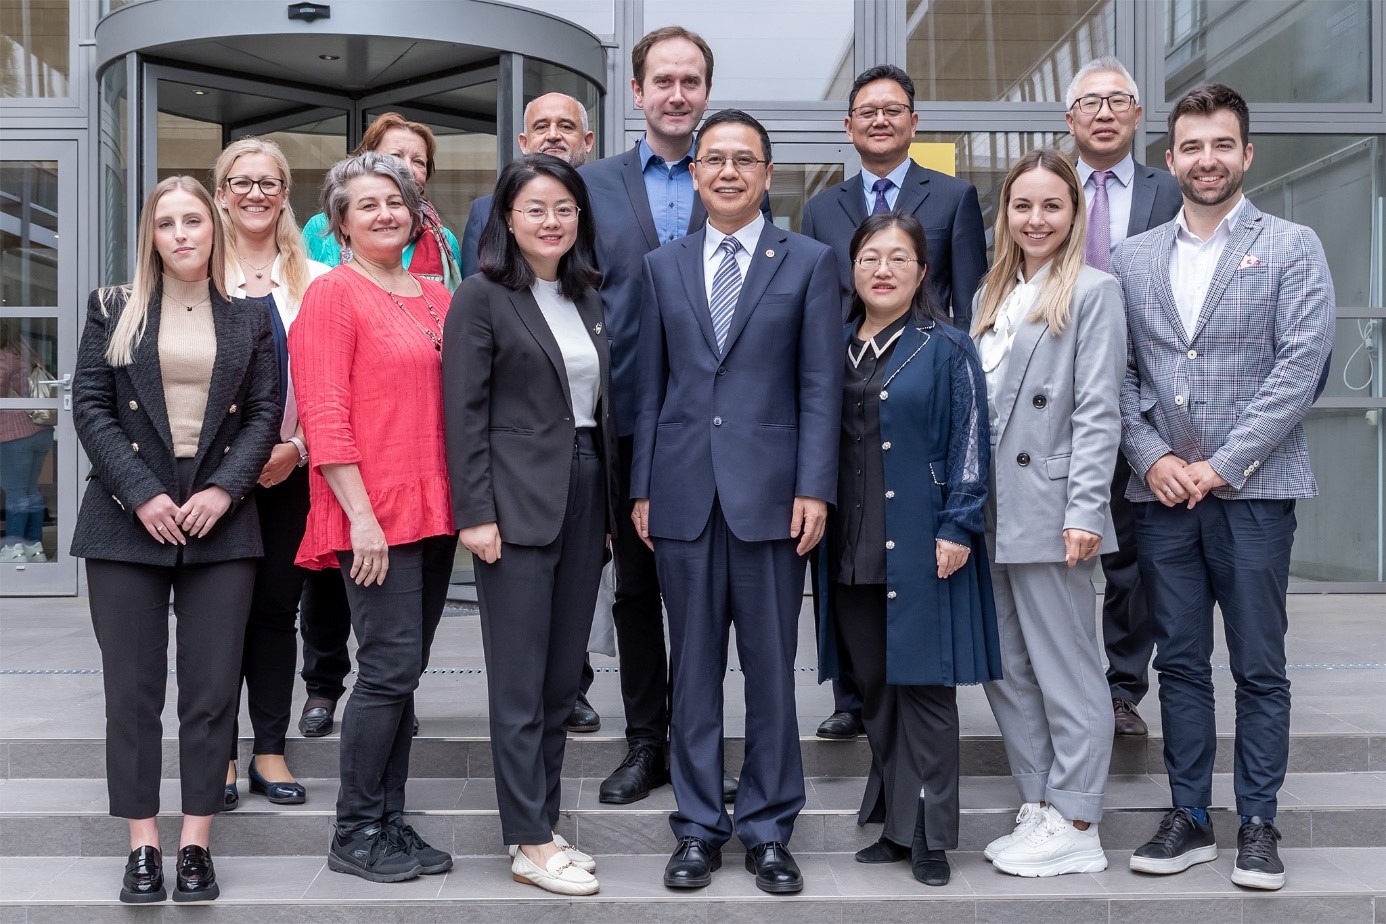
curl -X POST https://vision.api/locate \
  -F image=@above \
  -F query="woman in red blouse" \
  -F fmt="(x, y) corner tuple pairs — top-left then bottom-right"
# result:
(288, 151), (456, 885)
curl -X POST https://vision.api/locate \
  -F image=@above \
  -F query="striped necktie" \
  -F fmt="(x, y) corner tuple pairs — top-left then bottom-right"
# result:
(709, 236), (743, 352)
(1085, 169), (1113, 272)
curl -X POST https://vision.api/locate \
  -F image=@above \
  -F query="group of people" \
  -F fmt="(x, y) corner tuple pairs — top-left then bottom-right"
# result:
(69, 23), (1334, 907)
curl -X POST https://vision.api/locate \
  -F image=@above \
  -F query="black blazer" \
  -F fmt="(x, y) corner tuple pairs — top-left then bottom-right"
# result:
(1125, 159), (1183, 237)
(70, 285), (281, 566)
(444, 272), (619, 547)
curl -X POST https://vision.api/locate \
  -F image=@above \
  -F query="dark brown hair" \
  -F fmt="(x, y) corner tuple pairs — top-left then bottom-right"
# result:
(355, 112), (438, 180)
(847, 212), (944, 326)
(632, 25), (714, 87)
(1168, 82), (1250, 147)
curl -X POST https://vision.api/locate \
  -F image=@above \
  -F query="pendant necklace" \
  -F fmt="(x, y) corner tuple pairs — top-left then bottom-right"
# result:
(240, 252), (277, 280)
(354, 260), (444, 354)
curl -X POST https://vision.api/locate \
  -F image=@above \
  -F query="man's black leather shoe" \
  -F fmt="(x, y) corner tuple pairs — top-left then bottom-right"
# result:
(171, 845), (219, 903)
(664, 836), (720, 888)
(745, 841), (803, 893)
(855, 836), (908, 863)
(248, 759), (306, 805)
(598, 743), (668, 804)
(298, 697), (336, 737)
(722, 772), (738, 804)
(565, 692), (601, 733)
(119, 845), (165, 903)
(816, 711), (863, 739)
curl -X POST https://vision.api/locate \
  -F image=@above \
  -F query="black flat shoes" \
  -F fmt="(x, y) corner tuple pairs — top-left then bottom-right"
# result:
(248, 758), (307, 804)
(172, 844), (219, 902)
(120, 845), (165, 903)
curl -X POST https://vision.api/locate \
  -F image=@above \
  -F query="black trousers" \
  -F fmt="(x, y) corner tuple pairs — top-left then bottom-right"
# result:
(810, 556), (864, 716)
(334, 534), (457, 837)
(299, 564), (353, 704)
(87, 556), (257, 818)
(475, 433), (605, 844)
(610, 434), (669, 745)
(1101, 463), (1154, 703)
(231, 466), (310, 758)
(832, 582), (960, 850)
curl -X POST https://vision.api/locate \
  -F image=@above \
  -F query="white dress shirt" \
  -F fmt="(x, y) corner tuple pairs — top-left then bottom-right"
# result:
(860, 157), (913, 213)
(977, 264), (1048, 445)
(1169, 195), (1250, 339)
(531, 278), (601, 429)
(702, 213), (765, 303)
(1077, 152), (1135, 253)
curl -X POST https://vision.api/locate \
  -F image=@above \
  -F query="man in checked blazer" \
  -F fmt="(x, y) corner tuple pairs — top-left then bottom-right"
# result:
(1112, 84), (1335, 892)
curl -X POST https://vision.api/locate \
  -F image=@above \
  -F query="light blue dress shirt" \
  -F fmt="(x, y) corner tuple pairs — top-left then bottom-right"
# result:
(860, 158), (914, 213)
(1077, 152), (1136, 253)
(639, 136), (696, 245)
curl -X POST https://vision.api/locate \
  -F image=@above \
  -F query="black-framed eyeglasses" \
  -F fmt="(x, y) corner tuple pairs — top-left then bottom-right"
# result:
(693, 154), (769, 172)
(854, 256), (919, 271)
(512, 205), (580, 223)
(849, 103), (912, 122)
(224, 176), (286, 196)
(1070, 92), (1137, 115)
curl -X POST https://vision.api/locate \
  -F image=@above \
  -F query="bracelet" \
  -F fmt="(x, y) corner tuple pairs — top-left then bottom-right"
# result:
(935, 538), (970, 553)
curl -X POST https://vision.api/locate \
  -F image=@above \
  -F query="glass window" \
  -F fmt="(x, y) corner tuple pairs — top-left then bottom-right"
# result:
(99, 62), (128, 285)
(522, 58), (600, 152)
(1164, 0), (1374, 104)
(906, 0), (1115, 102)
(643, 1), (854, 102)
(1297, 405), (1384, 583)
(768, 163), (846, 235)
(0, 0), (68, 100)
(0, 318), (61, 563)
(0, 160), (59, 307)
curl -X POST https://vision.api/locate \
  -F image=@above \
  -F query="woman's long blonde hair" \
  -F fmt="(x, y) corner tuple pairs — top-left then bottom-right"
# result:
(212, 137), (312, 305)
(972, 148), (1088, 337)
(100, 176), (226, 367)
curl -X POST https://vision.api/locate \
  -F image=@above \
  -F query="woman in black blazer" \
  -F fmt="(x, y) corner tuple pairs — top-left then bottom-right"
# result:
(71, 176), (279, 905)
(444, 154), (617, 896)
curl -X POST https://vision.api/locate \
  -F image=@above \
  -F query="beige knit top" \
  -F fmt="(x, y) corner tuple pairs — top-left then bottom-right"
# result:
(158, 276), (217, 459)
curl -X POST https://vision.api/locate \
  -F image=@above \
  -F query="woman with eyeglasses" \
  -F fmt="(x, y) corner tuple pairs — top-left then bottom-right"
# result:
(444, 154), (616, 896)
(211, 137), (330, 811)
(816, 212), (1001, 888)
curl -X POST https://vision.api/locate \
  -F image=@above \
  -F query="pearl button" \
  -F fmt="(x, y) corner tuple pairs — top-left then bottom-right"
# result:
(885, 490), (895, 499)
(128, 400), (138, 410)
(885, 540), (895, 550)
(886, 590), (897, 599)
(879, 390), (889, 400)
(882, 441), (892, 450)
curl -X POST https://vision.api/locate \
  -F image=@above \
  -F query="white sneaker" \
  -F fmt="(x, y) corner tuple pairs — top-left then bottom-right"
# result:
(508, 834), (596, 873)
(984, 801), (1045, 861)
(511, 847), (599, 895)
(0, 544), (24, 563)
(992, 805), (1108, 877)
(23, 542), (46, 563)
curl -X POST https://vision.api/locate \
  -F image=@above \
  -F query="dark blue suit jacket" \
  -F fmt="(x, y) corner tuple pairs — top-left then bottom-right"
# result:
(1123, 159), (1182, 238)
(802, 160), (986, 329)
(630, 223), (843, 543)
(459, 193), (491, 280)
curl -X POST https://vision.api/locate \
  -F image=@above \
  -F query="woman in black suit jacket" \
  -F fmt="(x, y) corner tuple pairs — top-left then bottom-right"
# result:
(444, 154), (616, 896)
(71, 176), (279, 905)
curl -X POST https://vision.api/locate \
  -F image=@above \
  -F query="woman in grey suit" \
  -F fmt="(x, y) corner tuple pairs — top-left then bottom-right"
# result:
(71, 176), (280, 904)
(971, 148), (1125, 878)
(444, 154), (617, 896)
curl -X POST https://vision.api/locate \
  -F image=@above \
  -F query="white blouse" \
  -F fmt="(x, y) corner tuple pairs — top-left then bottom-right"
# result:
(977, 263), (1049, 444)
(531, 278), (600, 429)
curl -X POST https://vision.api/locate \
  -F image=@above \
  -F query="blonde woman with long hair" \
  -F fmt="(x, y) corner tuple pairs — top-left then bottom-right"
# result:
(211, 137), (330, 810)
(970, 148), (1126, 878)
(71, 176), (280, 903)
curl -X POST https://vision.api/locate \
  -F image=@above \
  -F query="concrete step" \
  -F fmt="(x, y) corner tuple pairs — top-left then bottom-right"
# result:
(3, 772), (1383, 858)
(4, 731), (1382, 780)
(2, 849), (1382, 923)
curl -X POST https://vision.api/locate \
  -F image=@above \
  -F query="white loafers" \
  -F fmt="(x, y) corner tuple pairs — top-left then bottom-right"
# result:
(510, 848), (599, 896)
(507, 835), (597, 873)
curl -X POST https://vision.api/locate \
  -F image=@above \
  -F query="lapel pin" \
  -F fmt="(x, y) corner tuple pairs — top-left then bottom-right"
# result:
(593, 322), (602, 335)
(765, 249), (775, 258)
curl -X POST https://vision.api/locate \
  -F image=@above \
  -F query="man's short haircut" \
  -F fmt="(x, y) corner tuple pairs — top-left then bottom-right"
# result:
(848, 64), (915, 111)
(695, 109), (773, 164)
(1064, 56), (1139, 108)
(1168, 82), (1251, 147)
(523, 94), (589, 133)
(632, 26), (714, 87)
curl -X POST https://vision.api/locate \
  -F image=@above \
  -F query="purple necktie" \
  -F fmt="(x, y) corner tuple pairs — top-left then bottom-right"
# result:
(1085, 169), (1112, 272)
(871, 178), (893, 215)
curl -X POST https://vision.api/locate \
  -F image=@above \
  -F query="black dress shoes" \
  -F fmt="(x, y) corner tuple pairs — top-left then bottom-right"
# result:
(298, 697), (336, 737)
(816, 711), (864, 739)
(911, 794), (950, 885)
(598, 743), (669, 804)
(120, 845), (165, 903)
(664, 835), (721, 889)
(745, 841), (803, 893)
(1113, 699), (1150, 737)
(722, 772), (738, 804)
(855, 836), (908, 863)
(172, 845), (219, 903)
(564, 692), (601, 733)
(248, 758), (307, 805)
(223, 782), (239, 811)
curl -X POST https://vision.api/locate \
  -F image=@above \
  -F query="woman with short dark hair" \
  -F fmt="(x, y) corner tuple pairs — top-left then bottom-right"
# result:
(444, 154), (615, 895)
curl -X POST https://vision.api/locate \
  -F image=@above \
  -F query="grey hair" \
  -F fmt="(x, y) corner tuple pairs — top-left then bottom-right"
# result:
(523, 93), (590, 133)
(320, 151), (423, 247)
(1064, 56), (1139, 109)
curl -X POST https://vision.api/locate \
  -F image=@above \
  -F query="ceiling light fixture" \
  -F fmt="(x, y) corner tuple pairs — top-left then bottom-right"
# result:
(319, 54), (340, 61)
(192, 89), (207, 95)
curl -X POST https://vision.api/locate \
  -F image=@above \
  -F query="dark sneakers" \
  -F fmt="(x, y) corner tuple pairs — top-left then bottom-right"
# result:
(598, 743), (669, 804)
(1130, 808), (1218, 874)
(385, 812), (454, 874)
(119, 845), (165, 903)
(1231, 817), (1285, 890)
(329, 824), (423, 882)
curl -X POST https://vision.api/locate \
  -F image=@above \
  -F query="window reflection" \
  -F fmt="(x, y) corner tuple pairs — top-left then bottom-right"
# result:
(99, 62), (128, 285)
(769, 163), (845, 235)
(0, 0), (68, 100)
(0, 316), (59, 564)
(0, 160), (59, 307)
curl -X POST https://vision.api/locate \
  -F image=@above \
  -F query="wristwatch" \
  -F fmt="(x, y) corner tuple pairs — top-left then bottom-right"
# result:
(287, 436), (309, 468)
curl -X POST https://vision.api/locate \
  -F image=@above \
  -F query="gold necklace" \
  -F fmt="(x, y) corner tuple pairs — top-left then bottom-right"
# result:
(353, 260), (444, 354)
(239, 251), (277, 279)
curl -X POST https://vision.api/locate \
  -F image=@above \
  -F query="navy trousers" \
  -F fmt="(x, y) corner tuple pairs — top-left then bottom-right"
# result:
(1134, 497), (1296, 819)
(656, 500), (806, 849)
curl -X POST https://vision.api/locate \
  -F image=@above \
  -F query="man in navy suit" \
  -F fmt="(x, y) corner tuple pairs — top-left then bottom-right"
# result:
(460, 92), (595, 278)
(632, 110), (841, 894)
(1065, 56), (1182, 739)
(579, 26), (716, 806)
(800, 64), (987, 740)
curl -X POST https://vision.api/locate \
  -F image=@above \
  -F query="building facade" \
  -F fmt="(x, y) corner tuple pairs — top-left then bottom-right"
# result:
(1, 0), (1382, 594)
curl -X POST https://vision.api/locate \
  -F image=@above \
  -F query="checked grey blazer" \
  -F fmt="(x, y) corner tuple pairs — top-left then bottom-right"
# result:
(1112, 200), (1336, 502)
